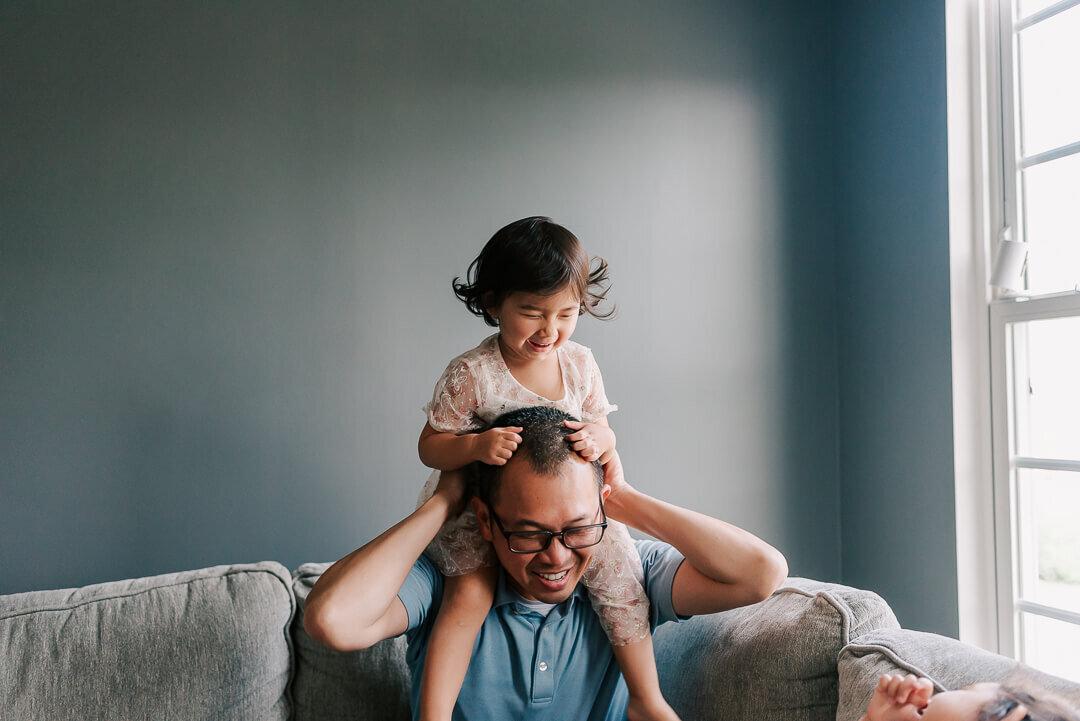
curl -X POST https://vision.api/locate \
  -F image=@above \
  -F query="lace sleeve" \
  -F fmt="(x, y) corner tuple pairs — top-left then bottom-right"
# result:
(424, 358), (482, 434)
(579, 347), (618, 423)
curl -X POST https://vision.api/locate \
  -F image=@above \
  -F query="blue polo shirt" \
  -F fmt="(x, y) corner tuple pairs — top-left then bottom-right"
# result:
(397, 540), (687, 721)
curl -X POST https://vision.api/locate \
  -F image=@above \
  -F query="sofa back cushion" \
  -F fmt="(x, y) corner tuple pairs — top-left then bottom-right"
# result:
(654, 577), (899, 721)
(0, 562), (295, 721)
(290, 562), (412, 721)
(837, 628), (1080, 721)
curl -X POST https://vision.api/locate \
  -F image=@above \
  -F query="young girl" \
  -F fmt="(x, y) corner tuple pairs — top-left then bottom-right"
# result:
(861, 673), (1078, 721)
(414, 217), (681, 721)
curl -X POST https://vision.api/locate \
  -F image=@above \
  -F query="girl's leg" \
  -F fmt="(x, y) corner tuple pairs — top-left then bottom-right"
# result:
(584, 519), (681, 721)
(418, 565), (497, 721)
(615, 635), (681, 721)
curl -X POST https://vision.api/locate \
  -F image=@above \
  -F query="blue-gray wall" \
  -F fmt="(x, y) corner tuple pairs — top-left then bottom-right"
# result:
(833, 1), (958, 635)
(1, 0), (958, 638)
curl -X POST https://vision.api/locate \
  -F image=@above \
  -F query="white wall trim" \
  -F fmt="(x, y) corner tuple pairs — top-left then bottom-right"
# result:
(947, 0), (1000, 651)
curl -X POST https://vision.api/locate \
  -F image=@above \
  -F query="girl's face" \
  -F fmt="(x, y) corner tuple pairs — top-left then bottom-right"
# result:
(489, 286), (581, 366)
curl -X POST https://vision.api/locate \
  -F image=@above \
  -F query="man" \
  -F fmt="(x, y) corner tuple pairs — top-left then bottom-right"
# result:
(304, 406), (788, 720)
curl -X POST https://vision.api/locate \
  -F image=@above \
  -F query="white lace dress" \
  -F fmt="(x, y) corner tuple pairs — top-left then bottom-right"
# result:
(417, 333), (650, 645)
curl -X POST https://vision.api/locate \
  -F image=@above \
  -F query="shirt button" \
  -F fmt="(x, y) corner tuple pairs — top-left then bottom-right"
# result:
(538, 662), (549, 672)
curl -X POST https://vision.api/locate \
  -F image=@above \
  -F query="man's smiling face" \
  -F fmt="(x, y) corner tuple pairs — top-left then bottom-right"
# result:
(474, 452), (604, 603)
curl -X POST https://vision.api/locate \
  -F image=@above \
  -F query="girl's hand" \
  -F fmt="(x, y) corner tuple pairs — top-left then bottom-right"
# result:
(563, 420), (616, 464)
(469, 426), (523, 466)
(861, 675), (934, 721)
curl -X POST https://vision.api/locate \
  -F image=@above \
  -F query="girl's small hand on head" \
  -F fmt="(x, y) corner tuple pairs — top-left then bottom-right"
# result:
(471, 427), (522, 466)
(563, 420), (615, 464)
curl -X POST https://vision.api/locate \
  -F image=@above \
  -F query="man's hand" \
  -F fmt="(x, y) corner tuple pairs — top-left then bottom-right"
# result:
(860, 675), (934, 721)
(468, 427), (522, 465)
(433, 468), (470, 518)
(564, 420), (615, 464)
(598, 449), (631, 510)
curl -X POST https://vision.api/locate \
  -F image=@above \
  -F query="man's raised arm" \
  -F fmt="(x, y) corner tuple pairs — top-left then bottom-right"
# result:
(303, 470), (467, 651)
(601, 452), (789, 617)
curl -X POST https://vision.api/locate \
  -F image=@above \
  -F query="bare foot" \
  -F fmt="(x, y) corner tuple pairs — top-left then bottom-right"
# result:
(627, 694), (682, 721)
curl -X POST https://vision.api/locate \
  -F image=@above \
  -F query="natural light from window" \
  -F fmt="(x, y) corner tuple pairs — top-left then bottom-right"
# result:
(991, 0), (1080, 683)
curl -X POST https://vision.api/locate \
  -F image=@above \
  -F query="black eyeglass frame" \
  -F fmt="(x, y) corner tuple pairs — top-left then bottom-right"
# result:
(487, 493), (608, 554)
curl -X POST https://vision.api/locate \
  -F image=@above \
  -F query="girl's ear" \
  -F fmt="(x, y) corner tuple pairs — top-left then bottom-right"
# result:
(482, 291), (498, 319)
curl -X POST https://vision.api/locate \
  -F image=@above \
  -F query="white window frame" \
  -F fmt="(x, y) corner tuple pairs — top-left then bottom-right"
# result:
(989, 292), (1080, 657)
(949, 0), (1080, 659)
(948, 0), (1000, 651)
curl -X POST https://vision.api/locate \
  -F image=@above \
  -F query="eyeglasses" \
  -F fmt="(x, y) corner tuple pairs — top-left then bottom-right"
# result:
(488, 494), (608, 554)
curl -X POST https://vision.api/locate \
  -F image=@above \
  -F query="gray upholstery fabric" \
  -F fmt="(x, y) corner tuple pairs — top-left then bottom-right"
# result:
(836, 628), (1080, 721)
(653, 577), (899, 721)
(10, 562), (1080, 721)
(0, 561), (294, 721)
(290, 563), (412, 721)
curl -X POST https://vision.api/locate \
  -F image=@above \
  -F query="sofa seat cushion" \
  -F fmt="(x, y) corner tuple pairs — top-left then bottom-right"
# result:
(0, 561), (295, 721)
(290, 562), (412, 721)
(837, 628), (1080, 721)
(653, 577), (898, 721)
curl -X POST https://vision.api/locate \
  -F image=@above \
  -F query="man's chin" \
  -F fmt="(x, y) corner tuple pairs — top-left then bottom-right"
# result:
(524, 571), (581, 603)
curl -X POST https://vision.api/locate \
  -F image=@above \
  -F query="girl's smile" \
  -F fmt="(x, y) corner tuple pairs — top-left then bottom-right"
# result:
(489, 287), (581, 369)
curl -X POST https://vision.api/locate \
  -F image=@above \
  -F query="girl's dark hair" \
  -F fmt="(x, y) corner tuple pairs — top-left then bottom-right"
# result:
(978, 677), (1080, 721)
(471, 406), (604, 508)
(453, 216), (613, 327)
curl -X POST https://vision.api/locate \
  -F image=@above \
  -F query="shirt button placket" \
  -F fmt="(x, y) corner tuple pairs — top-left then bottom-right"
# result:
(531, 624), (555, 702)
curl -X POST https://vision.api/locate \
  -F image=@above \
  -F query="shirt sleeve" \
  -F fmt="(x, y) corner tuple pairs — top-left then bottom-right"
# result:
(423, 357), (482, 433)
(578, 346), (618, 423)
(397, 553), (443, 634)
(635, 539), (688, 628)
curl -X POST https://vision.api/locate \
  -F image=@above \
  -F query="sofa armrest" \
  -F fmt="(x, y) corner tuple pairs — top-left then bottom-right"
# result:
(654, 577), (898, 721)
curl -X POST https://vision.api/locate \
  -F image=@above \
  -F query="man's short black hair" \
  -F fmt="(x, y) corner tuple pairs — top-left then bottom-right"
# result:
(472, 406), (603, 507)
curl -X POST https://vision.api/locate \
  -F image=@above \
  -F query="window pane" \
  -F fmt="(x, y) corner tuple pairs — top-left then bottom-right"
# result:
(1016, 469), (1080, 613)
(1012, 316), (1080, 458)
(1019, 612), (1080, 682)
(1017, 6), (1080, 157)
(1022, 153), (1080, 294)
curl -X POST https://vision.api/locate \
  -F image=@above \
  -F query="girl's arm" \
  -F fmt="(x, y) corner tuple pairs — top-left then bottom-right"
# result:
(418, 422), (524, 470)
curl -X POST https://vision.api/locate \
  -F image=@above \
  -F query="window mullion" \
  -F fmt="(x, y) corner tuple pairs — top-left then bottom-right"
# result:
(1016, 0), (1080, 30)
(1016, 599), (1080, 627)
(997, 0), (1023, 252)
(1014, 456), (1080, 472)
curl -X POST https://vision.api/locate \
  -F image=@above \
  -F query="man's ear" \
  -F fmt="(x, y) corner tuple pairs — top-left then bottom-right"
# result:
(472, 498), (494, 543)
(601, 483), (612, 501)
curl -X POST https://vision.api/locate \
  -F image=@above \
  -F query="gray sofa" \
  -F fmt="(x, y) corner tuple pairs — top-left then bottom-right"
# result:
(3, 561), (1078, 720)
